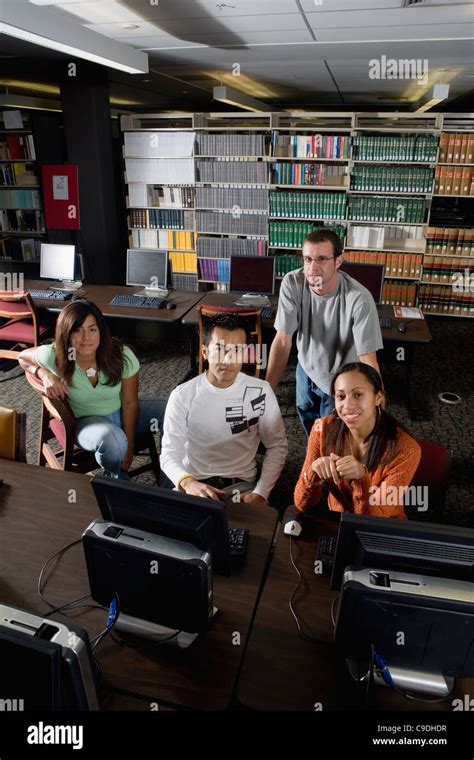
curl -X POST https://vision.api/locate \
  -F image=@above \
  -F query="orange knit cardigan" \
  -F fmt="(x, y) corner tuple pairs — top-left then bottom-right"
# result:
(294, 415), (421, 520)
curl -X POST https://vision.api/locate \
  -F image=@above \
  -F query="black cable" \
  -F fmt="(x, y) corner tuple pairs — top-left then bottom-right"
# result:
(37, 538), (83, 610)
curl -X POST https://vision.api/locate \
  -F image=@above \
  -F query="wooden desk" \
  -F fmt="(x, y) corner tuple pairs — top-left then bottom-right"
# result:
(25, 280), (206, 324)
(0, 460), (278, 711)
(236, 508), (473, 712)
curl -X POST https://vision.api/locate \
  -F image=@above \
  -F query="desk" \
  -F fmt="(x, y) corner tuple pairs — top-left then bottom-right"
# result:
(25, 280), (205, 324)
(236, 508), (473, 711)
(0, 459), (278, 711)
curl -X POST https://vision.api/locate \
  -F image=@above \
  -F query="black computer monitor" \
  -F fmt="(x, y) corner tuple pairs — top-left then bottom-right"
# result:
(126, 248), (168, 289)
(40, 243), (76, 282)
(91, 475), (233, 575)
(331, 514), (474, 682)
(340, 262), (384, 304)
(230, 255), (275, 295)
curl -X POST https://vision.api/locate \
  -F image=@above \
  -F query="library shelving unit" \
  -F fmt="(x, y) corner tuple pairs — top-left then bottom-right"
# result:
(120, 110), (473, 315)
(0, 111), (45, 271)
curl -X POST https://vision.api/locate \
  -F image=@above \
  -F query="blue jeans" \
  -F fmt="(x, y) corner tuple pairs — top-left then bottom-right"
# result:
(296, 362), (333, 436)
(75, 396), (167, 479)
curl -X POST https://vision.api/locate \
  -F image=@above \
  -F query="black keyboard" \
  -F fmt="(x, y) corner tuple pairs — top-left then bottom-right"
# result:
(29, 289), (73, 300)
(228, 527), (249, 559)
(379, 317), (392, 328)
(315, 535), (336, 574)
(109, 294), (167, 309)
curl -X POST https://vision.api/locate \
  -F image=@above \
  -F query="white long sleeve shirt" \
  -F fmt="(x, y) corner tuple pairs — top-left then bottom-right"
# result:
(160, 372), (288, 500)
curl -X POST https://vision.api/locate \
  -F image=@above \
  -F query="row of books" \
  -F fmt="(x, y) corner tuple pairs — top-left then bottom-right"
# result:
(433, 166), (474, 196)
(272, 133), (350, 159)
(274, 254), (302, 276)
(125, 158), (195, 185)
(196, 186), (269, 211)
(438, 133), (474, 164)
(196, 210), (268, 236)
(422, 257), (472, 282)
(130, 229), (195, 250)
(269, 191), (346, 220)
(425, 227), (473, 256)
(346, 225), (424, 251)
(0, 188), (42, 210)
(123, 131), (195, 158)
(0, 134), (36, 161)
(198, 258), (230, 282)
(197, 237), (266, 258)
(128, 184), (195, 208)
(0, 209), (45, 233)
(171, 272), (198, 292)
(380, 281), (417, 307)
(129, 208), (194, 230)
(0, 236), (40, 261)
(351, 135), (438, 162)
(350, 166), (434, 193)
(196, 133), (265, 156)
(343, 249), (423, 278)
(419, 285), (472, 315)
(269, 222), (345, 248)
(272, 162), (347, 186)
(196, 160), (268, 184)
(168, 251), (197, 274)
(348, 196), (426, 224)
(0, 162), (38, 187)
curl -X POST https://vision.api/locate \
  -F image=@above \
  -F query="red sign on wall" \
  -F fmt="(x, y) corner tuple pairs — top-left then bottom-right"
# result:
(42, 164), (80, 230)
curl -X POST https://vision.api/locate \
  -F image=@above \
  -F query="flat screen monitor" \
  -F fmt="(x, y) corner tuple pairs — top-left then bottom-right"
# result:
(340, 262), (384, 304)
(40, 243), (76, 281)
(91, 475), (233, 575)
(126, 248), (168, 289)
(230, 255), (275, 295)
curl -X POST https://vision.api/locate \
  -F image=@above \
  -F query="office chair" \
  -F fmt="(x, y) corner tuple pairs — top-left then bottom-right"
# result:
(25, 371), (161, 481)
(0, 404), (26, 462)
(405, 438), (453, 516)
(197, 303), (263, 378)
(0, 291), (50, 361)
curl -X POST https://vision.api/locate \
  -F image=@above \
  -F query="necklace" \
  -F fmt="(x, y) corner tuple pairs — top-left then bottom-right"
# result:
(85, 366), (97, 377)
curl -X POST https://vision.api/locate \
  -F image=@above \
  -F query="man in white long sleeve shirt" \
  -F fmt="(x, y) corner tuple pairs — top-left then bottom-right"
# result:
(160, 313), (288, 506)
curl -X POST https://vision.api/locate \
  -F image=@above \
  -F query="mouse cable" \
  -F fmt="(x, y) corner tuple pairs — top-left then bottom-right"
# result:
(38, 537), (84, 610)
(288, 536), (331, 644)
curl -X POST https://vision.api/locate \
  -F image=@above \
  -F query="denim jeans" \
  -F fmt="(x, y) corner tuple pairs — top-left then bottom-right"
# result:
(295, 362), (333, 436)
(75, 396), (167, 479)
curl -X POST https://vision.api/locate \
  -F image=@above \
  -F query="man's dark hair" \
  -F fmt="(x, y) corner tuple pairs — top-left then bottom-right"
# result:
(303, 229), (343, 258)
(202, 313), (251, 346)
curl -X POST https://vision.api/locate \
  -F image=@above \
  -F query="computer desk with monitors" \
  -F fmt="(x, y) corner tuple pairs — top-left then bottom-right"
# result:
(0, 459), (278, 711)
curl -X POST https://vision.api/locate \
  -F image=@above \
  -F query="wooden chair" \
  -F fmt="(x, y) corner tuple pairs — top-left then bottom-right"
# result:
(405, 438), (453, 516)
(25, 371), (161, 481)
(0, 291), (50, 360)
(0, 404), (26, 462)
(197, 304), (263, 378)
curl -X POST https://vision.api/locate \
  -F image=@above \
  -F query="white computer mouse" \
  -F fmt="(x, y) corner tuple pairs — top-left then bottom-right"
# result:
(283, 520), (302, 537)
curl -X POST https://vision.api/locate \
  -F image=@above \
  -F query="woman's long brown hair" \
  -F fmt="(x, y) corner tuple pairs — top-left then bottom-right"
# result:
(54, 300), (126, 386)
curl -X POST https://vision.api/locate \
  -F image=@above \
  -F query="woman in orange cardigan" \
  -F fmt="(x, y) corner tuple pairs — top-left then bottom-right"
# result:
(294, 362), (421, 519)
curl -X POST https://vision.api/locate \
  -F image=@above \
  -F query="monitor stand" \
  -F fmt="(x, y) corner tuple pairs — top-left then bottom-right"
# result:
(134, 288), (169, 298)
(354, 659), (454, 698)
(115, 607), (218, 649)
(49, 280), (83, 292)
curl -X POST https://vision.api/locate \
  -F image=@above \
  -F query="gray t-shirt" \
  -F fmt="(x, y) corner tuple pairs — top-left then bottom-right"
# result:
(274, 269), (383, 394)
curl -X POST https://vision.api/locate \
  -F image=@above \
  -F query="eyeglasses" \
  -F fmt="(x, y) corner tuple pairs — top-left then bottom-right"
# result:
(303, 255), (335, 265)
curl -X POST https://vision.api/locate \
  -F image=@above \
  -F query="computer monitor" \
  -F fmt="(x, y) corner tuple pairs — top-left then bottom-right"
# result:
(91, 475), (233, 575)
(331, 514), (474, 688)
(126, 248), (168, 290)
(340, 262), (384, 304)
(40, 243), (76, 282)
(230, 255), (276, 295)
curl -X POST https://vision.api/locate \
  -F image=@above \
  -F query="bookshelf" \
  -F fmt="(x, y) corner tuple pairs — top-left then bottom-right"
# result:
(120, 110), (473, 315)
(0, 112), (45, 268)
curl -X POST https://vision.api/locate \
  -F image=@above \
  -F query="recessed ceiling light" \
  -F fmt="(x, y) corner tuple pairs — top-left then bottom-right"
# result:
(122, 24), (140, 30)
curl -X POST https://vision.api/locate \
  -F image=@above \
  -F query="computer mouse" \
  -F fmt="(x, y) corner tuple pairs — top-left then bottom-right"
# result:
(397, 322), (407, 333)
(283, 520), (302, 537)
(166, 302), (176, 310)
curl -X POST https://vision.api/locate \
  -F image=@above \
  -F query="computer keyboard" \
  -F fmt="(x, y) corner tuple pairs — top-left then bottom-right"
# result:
(29, 289), (73, 300)
(228, 527), (249, 559)
(109, 294), (167, 309)
(379, 317), (392, 328)
(314, 535), (336, 574)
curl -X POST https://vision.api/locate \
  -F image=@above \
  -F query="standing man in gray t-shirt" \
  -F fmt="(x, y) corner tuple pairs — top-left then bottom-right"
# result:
(266, 229), (383, 435)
